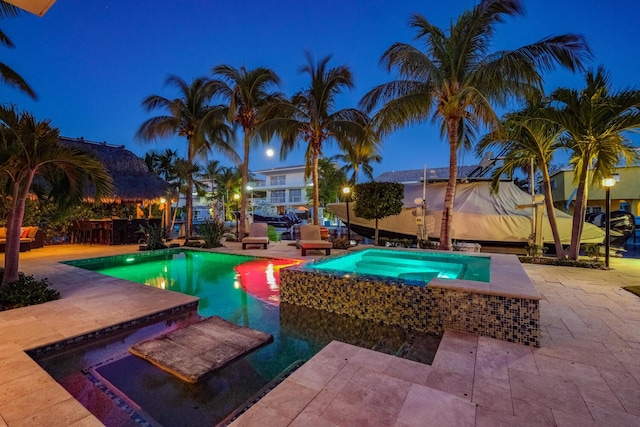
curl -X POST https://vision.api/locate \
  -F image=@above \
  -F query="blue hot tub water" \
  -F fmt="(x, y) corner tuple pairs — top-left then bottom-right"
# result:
(307, 248), (491, 283)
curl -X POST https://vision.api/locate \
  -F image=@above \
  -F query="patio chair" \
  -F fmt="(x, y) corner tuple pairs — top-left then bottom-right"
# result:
(242, 223), (269, 249)
(299, 224), (332, 256)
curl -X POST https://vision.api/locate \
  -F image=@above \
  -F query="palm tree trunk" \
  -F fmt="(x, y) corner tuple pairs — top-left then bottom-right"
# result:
(186, 176), (193, 239)
(185, 141), (194, 239)
(374, 218), (379, 246)
(541, 166), (565, 259)
(312, 148), (320, 225)
(568, 163), (590, 259)
(240, 132), (250, 240)
(440, 119), (459, 251)
(2, 172), (35, 287)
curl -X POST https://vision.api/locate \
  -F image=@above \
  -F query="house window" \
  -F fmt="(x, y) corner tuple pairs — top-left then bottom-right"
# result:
(289, 189), (302, 203)
(270, 190), (285, 203)
(550, 180), (557, 190)
(586, 206), (602, 214)
(270, 175), (286, 186)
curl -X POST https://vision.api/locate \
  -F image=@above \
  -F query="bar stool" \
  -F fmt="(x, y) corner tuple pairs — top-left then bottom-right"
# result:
(89, 221), (104, 245)
(103, 221), (113, 245)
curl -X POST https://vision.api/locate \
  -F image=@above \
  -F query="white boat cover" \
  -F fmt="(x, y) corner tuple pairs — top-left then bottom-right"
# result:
(327, 181), (605, 245)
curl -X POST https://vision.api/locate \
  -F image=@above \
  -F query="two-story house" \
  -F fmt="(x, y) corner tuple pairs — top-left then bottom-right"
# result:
(548, 166), (640, 217)
(251, 165), (314, 216)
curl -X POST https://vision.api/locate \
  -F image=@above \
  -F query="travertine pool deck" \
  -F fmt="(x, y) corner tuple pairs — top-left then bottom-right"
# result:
(1, 242), (640, 426)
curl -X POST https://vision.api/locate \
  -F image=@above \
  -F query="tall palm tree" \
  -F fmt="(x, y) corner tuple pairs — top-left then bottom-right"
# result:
(258, 53), (369, 225)
(210, 65), (283, 239)
(360, 0), (589, 250)
(542, 66), (640, 259)
(477, 107), (566, 258)
(0, 2), (36, 98)
(136, 75), (237, 239)
(0, 106), (113, 285)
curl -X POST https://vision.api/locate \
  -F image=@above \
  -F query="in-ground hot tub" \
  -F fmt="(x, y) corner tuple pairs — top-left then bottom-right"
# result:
(281, 248), (541, 346)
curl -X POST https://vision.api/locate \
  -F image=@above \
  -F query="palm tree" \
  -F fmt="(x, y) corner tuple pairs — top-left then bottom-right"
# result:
(210, 65), (283, 239)
(214, 166), (242, 221)
(258, 53), (369, 225)
(0, 2), (36, 98)
(360, 0), (589, 250)
(136, 75), (237, 239)
(145, 148), (179, 181)
(198, 159), (224, 217)
(303, 157), (348, 209)
(477, 106), (566, 258)
(0, 106), (113, 286)
(541, 66), (640, 259)
(334, 135), (382, 185)
(199, 159), (224, 196)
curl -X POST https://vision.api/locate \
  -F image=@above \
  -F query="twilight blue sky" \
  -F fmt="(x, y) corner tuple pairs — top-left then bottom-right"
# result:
(1, 0), (639, 177)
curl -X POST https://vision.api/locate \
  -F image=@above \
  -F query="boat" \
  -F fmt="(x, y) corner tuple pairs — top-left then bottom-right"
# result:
(586, 210), (636, 246)
(251, 211), (301, 229)
(327, 180), (605, 247)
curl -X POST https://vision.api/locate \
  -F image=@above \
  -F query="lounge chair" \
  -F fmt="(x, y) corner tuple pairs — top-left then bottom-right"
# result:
(299, 224), (332, 256)
(242, 223), (269, 249)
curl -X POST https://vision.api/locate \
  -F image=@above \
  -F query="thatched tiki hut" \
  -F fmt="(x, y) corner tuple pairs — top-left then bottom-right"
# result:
(61, 136), (169, 204)
(59, 137), (172, 245)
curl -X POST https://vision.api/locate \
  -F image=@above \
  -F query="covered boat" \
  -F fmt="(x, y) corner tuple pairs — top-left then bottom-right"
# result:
(327, 180), (605, 246)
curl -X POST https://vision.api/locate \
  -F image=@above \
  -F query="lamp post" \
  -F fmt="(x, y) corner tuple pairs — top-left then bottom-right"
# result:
(159, 197), (166, 237)
(233, 193), (240, 240)
(602, 174), (619, 268)
(342, 186), (351, 241)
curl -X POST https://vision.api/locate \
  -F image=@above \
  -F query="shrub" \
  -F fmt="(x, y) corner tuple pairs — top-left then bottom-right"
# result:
(584, 243), (602, 260)
(138, 223), (167, 250)
(378, 237), (417, 248)
(197, 219), (228, 248)
(518, 256), (604, 269)
(525, 243), (546, 259)
(0, 269), (60, 310)
(332, 237), (351, 249)
(418, 239), (438, 249)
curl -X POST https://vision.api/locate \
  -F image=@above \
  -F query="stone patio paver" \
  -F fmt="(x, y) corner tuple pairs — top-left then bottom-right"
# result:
(1, 243), (639, 426)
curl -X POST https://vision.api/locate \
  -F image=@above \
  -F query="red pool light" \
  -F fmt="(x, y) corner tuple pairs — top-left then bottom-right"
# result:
(233, 258), (304, 306)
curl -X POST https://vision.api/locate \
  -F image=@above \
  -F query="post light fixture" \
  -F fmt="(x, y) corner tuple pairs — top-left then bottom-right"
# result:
(342, 187), (351, 241)
(601, 175), (618, 268)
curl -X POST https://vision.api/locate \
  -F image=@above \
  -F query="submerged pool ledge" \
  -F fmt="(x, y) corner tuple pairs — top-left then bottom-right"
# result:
(280, 249), (541, 347)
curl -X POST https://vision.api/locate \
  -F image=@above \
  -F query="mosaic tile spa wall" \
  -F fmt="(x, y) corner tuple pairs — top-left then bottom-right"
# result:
(280, 269), (539, 347)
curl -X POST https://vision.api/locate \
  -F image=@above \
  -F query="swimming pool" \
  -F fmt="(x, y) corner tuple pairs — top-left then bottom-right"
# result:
(45, 249), (440, 426)
(307, 248), (491, 282)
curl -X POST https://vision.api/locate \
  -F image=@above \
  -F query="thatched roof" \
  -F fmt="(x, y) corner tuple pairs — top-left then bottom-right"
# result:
(60, 136), (169, 203)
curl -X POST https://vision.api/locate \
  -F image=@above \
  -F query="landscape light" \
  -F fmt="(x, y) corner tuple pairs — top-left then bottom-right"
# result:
(601, 174), (619, 269)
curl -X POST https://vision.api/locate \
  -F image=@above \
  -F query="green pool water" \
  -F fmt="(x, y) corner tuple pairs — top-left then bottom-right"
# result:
(53, 250), (440, 426)
(307, 248), (491, 283)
